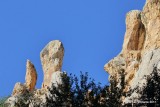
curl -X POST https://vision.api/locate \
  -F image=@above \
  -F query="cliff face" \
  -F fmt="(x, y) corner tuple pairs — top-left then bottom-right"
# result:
(104, 0), (160, 102)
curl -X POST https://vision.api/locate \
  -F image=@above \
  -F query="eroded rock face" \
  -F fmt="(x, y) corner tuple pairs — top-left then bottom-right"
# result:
(142, 0), (160, 51)
(40, 40), (64, 88)
(12, 60), (37, 96)
(104, 0), (160, 103)
(7, 40), (65, 107)
(123, 10), (145, 52)
(124, 49), (160, 103)
(50, 71), (65, 87)
(104, 10), (145, 90)
(12, 82), (27, 96)
(25, 60), (37, 91)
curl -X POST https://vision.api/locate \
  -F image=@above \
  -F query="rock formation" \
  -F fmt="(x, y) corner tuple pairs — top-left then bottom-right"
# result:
(40, 40), (64, 88)
(12, 60), (37, 96)
(6, 40), (65, 106)
(25, 60), (37, 91)
(11, 40), (64, 95)
(104, 10), (144, 91)
(104, 0), (160, 103)
(12, 82), (27, 96)
(6, 0), (160, 106)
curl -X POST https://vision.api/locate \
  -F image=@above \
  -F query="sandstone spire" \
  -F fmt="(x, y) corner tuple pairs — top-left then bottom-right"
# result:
(40, 40), (64, 88)
(25, 60), (37, 91)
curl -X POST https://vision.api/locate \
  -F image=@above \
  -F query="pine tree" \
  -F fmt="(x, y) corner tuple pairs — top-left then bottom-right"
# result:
(45, 72), (104, 107)
(107, 71), (126, 107)
(141, 67), (160, 106)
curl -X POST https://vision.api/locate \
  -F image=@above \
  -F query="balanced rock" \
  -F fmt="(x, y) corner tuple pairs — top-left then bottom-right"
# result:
(40, 40), (64, 88)
(25, 60), (37, 91)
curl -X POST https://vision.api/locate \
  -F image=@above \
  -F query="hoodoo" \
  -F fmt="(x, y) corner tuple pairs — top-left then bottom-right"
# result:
(40, 40), (64, 88)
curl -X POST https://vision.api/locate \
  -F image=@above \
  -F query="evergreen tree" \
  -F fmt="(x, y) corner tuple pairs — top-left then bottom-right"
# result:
(45, 72), (104, 107)
(107, 71), (126, 107)
(141, 67), (160, 106)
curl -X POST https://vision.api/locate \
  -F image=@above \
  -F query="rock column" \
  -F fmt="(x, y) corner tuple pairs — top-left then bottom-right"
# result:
(40, 40), (64, 88)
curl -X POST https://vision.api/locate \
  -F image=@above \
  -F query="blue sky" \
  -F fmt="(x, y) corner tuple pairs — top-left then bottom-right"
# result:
(0, 0), (145, 96)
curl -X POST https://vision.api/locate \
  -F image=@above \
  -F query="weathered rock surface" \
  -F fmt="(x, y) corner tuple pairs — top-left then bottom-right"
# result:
(6, 40), (66, 107)
(124, 49), (160, 103)
(50, 71), (64, 87)
(8, 0), (160, 106)
(25, 60), (37, 91)
(104, 0), (160, 103)
(122, 10), (145, 52)
(40, 40), (64, 88)
(104, 10), (144, 91)
(11, 40), (64, 97)
(12, 60), (37, 96)
(12, 82), (27, 96)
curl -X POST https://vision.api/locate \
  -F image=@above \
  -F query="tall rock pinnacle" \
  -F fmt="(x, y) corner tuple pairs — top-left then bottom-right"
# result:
(25, 60), (37, 91)
(40, 40), (64, 88)
(12, 60), (37, 96)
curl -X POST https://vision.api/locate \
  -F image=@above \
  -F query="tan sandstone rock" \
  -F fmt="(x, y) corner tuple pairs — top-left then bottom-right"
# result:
(122, 10), (145, 52)
(12, 82), (27, 96)
(104, 0), (160, 103)
(104, 10), (145, 89)
(25, 60), (37, 91)
(141, 0), (160, 51)
(40, 40), (64, 88)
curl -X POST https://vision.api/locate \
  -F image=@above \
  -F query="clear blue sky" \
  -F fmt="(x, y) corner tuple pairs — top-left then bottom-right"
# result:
(0, 0), (145, 96)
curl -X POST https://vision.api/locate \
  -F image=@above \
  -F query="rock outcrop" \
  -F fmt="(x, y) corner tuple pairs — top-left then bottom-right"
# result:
(104, 0), (160, 103)
(7, 0), (160, 106)
(6, 40), (65, 107)
(40, 40), (64, 88)
(12, 82), (27, 96)
(25, 60), (37, 91)
(12, 60), (37, 96)
(11, 40), (64, 95)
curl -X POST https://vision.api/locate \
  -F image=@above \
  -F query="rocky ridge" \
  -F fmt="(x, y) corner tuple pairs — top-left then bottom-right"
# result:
(104, 0), (160, 103)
